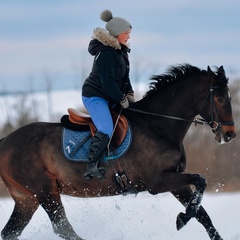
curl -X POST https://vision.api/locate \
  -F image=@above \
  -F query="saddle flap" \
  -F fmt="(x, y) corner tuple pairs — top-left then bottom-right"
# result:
(67, 108), (128, 148)
(111, 112), (128, 148)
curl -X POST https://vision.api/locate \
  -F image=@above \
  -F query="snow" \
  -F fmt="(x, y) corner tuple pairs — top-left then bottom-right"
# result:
(0, 89), (83, 125)
(0, 192), (240, 240)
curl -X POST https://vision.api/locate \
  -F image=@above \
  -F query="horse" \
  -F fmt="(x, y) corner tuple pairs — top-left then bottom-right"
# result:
(0, 64), (236, 240)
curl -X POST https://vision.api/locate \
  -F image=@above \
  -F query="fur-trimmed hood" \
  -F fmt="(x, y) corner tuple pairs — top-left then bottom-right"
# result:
(88, 28), (130, 56)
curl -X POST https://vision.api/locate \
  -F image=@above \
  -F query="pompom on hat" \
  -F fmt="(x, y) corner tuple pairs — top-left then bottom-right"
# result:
(100, 10), (132, 37)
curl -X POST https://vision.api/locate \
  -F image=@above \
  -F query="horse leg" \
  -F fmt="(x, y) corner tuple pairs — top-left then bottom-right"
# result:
(1, 195), (39, 240)
(147, 172), (221, 238)
(172, 187), (223, 240)
(37, 189), (83, 240)
(148, 172), (206, 217)
(183, 173), (207, 217)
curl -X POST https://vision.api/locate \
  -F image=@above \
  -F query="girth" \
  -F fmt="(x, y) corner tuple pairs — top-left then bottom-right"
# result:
(67, 108), (128, 148)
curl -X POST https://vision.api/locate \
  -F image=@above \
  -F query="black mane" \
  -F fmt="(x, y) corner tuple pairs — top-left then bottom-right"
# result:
(144, 64), (229, 99)
(147, 64), (201, 95)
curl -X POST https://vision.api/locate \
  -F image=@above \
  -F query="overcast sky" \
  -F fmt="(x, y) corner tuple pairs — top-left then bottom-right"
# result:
(0, 0), (239, 93)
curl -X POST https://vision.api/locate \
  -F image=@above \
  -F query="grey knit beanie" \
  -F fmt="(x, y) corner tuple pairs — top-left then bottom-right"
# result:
(100, 10), (132, 37)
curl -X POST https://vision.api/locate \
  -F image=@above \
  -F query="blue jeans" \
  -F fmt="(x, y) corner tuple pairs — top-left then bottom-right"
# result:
(82, 96), (113, 138)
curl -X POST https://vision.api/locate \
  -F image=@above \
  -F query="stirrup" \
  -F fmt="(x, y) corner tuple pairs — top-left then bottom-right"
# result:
(83, 163), (106, 181)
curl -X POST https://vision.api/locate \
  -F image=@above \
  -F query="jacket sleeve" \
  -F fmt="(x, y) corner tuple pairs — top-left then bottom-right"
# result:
(96, 50), (124, 102)
(124, 76), (134, 94)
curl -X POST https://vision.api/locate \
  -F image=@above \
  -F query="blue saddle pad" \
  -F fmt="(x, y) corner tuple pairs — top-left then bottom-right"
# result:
(62, 124), (132, 162)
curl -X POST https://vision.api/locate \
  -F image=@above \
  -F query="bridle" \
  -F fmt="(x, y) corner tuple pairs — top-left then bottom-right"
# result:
(198, 85), (234, 130)
(127, 85), (234, 131)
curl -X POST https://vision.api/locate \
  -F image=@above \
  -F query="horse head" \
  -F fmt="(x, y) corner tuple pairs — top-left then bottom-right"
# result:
(199, 66), (236, 144)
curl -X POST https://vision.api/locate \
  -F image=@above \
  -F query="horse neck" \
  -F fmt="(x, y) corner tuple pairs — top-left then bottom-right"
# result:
(133, 79), (209, 142)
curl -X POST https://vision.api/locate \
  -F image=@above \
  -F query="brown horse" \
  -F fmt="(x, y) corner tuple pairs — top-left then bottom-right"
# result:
(0, 64), (236, 240)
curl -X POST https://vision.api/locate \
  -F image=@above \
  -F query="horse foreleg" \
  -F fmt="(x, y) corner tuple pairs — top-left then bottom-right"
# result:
(1, 195), (39, 240)
(38, 193), (84, 240)
(149, 172), (206, 218)
(172, 187), (223, 240)
(184, 174), (206, 216)
(170, 186), (192, 230)
(169, 173), (206, 221)
(196, 206), (223, 240)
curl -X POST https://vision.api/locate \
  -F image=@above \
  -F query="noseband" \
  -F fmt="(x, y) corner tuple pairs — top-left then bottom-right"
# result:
(127, 86), (234, 130)
(198, 86), (234, 130)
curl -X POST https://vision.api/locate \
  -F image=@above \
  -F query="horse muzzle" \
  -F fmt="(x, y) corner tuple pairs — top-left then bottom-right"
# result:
(213, 124), (236, 144)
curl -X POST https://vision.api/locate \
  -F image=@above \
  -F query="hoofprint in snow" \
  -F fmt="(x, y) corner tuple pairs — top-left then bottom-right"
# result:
(0, 192), (239, 240)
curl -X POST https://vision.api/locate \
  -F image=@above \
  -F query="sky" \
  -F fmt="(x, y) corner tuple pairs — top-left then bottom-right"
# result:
(0, 0), (240, 93)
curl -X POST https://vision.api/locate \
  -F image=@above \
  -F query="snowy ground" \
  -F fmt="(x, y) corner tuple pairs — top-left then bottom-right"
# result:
(0, 192), (240, 240)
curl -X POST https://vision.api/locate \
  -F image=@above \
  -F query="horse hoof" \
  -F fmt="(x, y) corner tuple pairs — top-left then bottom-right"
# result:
(176, 212), (191, 230)
(207, 227), (223, 240)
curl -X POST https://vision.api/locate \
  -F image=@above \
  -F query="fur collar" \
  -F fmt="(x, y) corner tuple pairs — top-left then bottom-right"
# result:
(92, 28), (129, 50)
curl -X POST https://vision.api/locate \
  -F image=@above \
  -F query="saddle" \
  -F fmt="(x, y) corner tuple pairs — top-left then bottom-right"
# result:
(67, 108), (128, 148)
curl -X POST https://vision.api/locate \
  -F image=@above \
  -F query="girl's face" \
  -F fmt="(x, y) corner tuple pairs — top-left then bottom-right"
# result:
(117, 30), (131, 45)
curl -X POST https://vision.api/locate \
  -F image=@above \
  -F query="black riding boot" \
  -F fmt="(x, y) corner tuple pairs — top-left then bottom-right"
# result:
(83, 131), (109, 181)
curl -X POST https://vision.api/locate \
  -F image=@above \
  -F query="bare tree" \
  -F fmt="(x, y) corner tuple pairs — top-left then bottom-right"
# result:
(0, 93), (40, 138)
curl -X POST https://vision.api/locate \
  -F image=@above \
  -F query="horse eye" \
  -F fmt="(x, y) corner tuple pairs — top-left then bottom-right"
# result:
(217, 97), (224, 103)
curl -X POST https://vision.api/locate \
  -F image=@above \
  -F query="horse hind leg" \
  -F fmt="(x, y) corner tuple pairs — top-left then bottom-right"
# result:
(37, 191), (84, 240)
(1, 194), (39, 240)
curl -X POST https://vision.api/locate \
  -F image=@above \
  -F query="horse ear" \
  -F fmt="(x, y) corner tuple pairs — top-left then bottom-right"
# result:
(218, 65), (225, 75)
(207, 66), (216, 78)
(207, 66), (218, 85)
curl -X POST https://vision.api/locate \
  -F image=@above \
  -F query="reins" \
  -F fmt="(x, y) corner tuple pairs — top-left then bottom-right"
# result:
(127, 107), (207, 126)
(127, 85), (234, 130)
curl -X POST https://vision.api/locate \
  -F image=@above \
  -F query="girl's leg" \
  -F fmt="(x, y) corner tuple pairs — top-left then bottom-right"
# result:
(82, 96), (112, 180)
(82, 96), (113, 137)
